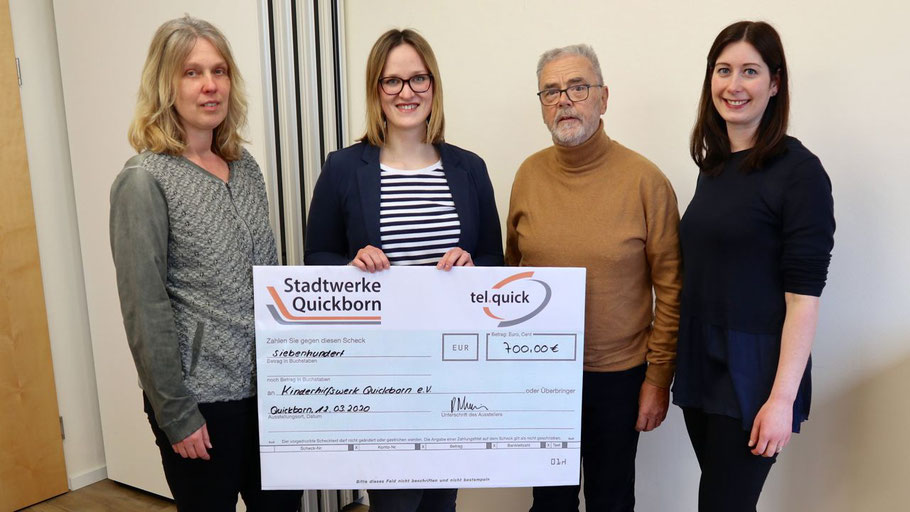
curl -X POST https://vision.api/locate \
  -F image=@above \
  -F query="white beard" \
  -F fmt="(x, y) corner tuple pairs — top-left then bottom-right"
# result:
(548, 107), (597, 147)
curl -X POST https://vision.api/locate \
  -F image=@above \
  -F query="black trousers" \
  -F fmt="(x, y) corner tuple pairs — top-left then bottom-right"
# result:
(530, 365), (646, 512)
(368, 489), (457, 512)
(682, 408), (777, 512)
(144, 394), (302, 512)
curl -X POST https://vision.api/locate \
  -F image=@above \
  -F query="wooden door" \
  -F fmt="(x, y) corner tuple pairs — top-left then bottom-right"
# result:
(0, 0), (69, 509)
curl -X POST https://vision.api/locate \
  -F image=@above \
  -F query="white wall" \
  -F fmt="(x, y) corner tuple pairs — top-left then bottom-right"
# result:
(12, 0), (908, 506)
(8, 0), (106, 490)
(47, 0), (271, 496)
(344, 1), (910, 510)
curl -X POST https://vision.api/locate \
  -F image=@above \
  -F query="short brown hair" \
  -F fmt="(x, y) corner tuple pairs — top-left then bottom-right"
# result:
(690, 21), (789, 175)
(128, 16), (248, 161)
(359, 29), (445, 146)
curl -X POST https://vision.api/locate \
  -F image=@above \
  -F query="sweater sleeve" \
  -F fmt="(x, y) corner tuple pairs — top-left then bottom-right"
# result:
(467, 156), (504, 267)
(110, 164), (205, 444)
(642, 173), (682, 388)
(304, 153), (353, 265)
(780, 158), (835, 296)
(504, 168), (525, 267)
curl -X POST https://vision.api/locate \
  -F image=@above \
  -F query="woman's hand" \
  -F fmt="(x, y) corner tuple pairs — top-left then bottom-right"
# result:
(436, 248), (473, 271)
(748, 396), (793, 457)
(172, 423), (212, 460)
(748, 293), (818, 458)
(350, 245), (390, 272)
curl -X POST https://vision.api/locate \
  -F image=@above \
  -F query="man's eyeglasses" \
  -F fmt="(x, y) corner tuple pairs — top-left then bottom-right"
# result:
(379, 74), (433, 95)
(537, 84), (603, 106)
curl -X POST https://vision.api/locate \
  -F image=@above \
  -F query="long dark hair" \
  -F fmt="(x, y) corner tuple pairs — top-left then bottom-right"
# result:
(690, 21), (789, 175)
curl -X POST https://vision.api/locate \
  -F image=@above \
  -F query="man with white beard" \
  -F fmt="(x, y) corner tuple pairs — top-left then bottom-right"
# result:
(505, 44), (682, 512)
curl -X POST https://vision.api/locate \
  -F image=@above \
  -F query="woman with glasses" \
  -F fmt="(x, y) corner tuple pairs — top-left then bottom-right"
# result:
(672, 21), (835, 511)
(304, 28), (503, 511)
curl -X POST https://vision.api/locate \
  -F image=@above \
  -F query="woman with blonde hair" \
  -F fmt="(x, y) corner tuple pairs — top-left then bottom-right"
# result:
(111, 16), (301, 510)
(305, 28), (503, 511)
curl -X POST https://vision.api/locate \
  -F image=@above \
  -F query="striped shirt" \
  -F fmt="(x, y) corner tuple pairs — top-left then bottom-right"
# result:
(379, 160), (461, 266)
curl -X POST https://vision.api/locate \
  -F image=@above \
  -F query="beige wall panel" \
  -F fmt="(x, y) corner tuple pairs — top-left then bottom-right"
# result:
(8, 0), (107, 490)
(0, 0), (69, 508)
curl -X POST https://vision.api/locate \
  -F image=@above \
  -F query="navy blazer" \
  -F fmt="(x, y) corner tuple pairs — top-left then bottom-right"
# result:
(304, 141), (504, 266)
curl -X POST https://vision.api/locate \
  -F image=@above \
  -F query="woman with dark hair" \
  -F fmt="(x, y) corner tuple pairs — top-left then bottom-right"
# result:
(672, 21), (835, 511)
(304, 28), (503, 512)
(111, 16), (301, 511)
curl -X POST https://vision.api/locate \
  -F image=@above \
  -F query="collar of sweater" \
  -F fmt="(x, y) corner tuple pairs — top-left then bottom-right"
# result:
(552, 120), (614, 174)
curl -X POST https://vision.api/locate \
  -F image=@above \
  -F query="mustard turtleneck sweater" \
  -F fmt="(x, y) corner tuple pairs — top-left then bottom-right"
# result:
(506, 124), (681, 387)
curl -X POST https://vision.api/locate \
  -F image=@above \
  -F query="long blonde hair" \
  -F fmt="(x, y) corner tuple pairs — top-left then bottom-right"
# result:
(128, 16), (247, 160)
(360, 29), (445, 146)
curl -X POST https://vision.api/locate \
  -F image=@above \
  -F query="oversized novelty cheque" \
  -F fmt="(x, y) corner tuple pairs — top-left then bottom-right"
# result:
(254, 265), (585, 489)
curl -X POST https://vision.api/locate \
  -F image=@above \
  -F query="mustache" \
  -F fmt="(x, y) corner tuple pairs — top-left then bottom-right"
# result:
(554, 107), (580, 121)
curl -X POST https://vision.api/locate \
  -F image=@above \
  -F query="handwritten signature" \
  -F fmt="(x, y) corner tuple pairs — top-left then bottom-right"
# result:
(450, 396), (489, 412)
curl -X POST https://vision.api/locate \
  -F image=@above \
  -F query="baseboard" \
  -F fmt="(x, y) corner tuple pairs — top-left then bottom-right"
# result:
(68, 465), (108, 490)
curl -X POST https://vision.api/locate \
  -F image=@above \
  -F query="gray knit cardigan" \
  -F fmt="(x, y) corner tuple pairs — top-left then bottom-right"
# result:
(110, 150), (278, 444)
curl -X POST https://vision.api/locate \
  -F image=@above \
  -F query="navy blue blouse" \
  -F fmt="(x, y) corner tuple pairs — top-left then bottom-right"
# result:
(672, 136), (835, 433)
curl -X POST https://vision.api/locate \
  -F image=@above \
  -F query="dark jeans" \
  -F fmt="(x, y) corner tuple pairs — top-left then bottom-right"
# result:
(144, 394), (302, 512)
(682, 408), (777, 512)
(368, 489), (457, 512)
(530, 365), (646, 512)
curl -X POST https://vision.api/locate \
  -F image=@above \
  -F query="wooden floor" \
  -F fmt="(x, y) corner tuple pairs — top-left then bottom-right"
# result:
(19, 479), (175, 512)
(17, 480), (371, 511)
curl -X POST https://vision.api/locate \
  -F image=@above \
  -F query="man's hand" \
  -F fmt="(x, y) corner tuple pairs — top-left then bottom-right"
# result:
(636, 381), (669, 432)
(172, 423), (212, 460)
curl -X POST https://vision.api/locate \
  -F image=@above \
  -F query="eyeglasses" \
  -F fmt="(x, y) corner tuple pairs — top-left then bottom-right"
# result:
(379, 74), (433, 95)
(537, 84), (603, 106)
